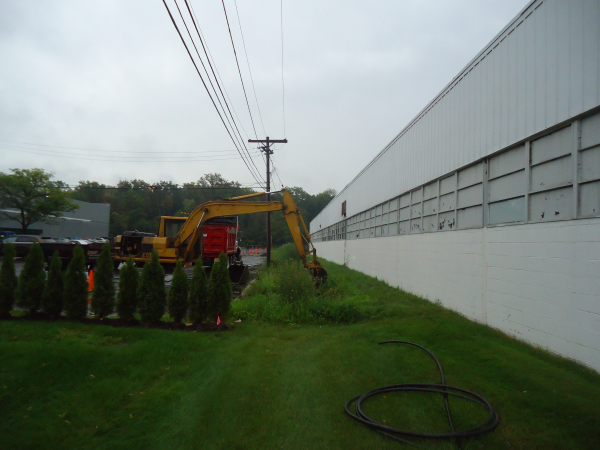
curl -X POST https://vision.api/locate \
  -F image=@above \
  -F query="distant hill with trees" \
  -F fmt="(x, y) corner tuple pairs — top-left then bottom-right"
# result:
(70, 173), (335, 246)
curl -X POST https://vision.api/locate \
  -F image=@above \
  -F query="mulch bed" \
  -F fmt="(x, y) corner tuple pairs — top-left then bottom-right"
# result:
(0, 311), (234, 332)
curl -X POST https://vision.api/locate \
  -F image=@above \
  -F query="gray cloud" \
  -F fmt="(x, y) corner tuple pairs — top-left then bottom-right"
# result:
(0, 0), (528, 193)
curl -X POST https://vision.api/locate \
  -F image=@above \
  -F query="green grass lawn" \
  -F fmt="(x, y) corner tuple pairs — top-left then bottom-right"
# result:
(1, 257), (599, 449)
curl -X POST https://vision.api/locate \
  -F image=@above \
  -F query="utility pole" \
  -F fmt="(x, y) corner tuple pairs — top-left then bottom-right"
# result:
(248, 136), (287, 266)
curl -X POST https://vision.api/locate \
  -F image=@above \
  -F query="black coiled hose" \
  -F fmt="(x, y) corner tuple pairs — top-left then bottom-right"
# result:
(345, 341), (499, 447)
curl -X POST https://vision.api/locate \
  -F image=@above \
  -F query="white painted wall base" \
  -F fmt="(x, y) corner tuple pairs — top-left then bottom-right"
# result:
(315, 218), (600, 372)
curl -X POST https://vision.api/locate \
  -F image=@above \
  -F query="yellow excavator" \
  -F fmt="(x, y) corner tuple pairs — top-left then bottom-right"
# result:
(113, 189), (327, 282)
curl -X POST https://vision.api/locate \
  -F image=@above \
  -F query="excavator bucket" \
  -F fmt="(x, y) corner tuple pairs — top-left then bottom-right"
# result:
(229, 264), (250, 285)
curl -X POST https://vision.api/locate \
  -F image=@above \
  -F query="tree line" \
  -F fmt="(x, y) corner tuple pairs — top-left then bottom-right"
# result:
(70, 173), (336, 246)
(0, 241), (233, 325)
(0, 169), (336, 245)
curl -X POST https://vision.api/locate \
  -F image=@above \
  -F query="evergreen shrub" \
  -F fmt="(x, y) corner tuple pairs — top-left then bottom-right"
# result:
(117, 257), (139, 321)
(17, 242), (46, 313)
(208, 252), (232, 322)
(168, 260), (189, 323)
(138, 249), (166, 323)
(189, 261), (209, 324)
(0, 243), (18, 316)
(41, 252), (64, 315)
(91, 243), (115, 318)
(63, 244), (89, 319)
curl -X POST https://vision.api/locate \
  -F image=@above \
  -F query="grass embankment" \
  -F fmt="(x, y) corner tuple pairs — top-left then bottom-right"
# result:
(1, 246), (599, 449)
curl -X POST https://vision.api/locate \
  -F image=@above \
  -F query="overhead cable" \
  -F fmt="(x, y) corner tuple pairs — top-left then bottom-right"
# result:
(174, 0), (249, 164)
(1, 145), (261, 163)
(180, 0), (264, 183)
(220, 0), (258, 139)
(233, 0), (267, 137)
(161, 0), (265, 188)
(0, 139), (256, 155)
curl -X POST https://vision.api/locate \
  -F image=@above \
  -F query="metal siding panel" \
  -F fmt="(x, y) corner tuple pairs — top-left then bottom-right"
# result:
(457, 183), (483, 209)
(423, 198), (438, 216)
(439, 193), (456, 212)
(579, 181), (600, 216)
(438, 211), (456, 231)
(423, 181), (438, 200)
(525, 9), (537, 137)
(457, 205), (483, 229)
(531, 126), (573, 165)
(535, 3), (547, 131)
(581, 113), (600, 149)
(489, 171), (526, 202)
(569, 0), (585, 117)
(440, 174), (456, 195)
(508, 28), (519, 146)
(556, 0), (571, 123)
(583, 0), (600, 110)
(458, 162), (484, 189)
(411, 204), (422, 219)
(579, 146), (600, 183)
(410, 219), (422, 233)
(400, 193), (410, 208)
(516, 20), (527, 141)
(423, 215), (437, 233)
(399, 207), (410, 222)
(399, 220), (409, 235)
(411, 189), (422, 204)
(489, 145), (525, 179)
(310, 0), (600, 233)
(489, 197), (526, 224)
(545, 0), (558, 127)
(529, 187), (573, 221)
(530, 156), (573, 191)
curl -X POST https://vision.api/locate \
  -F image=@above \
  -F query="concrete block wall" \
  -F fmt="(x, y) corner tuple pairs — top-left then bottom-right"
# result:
(314, 218), (600, 371)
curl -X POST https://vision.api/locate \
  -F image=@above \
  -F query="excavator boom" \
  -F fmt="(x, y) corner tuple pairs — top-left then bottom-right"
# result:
(113, 188), (327, 283)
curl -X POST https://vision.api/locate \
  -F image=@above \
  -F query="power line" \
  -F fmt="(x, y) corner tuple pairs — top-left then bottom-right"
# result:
(270, 155), (285, 189)
(175, 0), (251, 168)
(220, 0), (258, 139)
(233, 0), (267, 137)
(0, 139), (258, 154)
(179, 0), (265, 185)
(161, 0), (265, 188)
(1, 145), (262, 163)
(188, 1), (252, 141)
(0, 142), (260, 158)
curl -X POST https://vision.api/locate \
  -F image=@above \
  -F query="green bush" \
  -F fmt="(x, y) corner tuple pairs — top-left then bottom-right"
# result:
(41, 252), (63, 316)
(272, 243), (300, 263)
(116, 257), (139, 321)
(0, 243), (18, 316)
(273, 260), (314, 304)
(231, 259), (367, 324)
(138, 249), (166, 323)
(189, 261), (209, 324)
(208, 252), (232, 322)
(168, 260), (189, 323)
(17, 242), (46, 314)
(63, 244), (89, 319)
(91, 243), (115, 318)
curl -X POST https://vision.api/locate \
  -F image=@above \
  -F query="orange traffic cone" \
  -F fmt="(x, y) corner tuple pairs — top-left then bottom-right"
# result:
(88, 269), (94, 292)
(242, 250), (245, 256)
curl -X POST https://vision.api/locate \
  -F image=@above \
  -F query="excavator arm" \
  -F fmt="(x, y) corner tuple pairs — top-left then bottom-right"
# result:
(172, 189), (327, 280)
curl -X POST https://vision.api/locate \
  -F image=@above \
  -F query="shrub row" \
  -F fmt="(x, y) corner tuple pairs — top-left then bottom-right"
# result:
(0, 243), (232, 324)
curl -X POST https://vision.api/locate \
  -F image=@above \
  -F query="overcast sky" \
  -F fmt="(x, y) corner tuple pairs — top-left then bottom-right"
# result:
(0, 0), (528, 194)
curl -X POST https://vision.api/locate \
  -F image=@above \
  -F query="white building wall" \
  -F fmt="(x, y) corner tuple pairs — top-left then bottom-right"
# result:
(314, 217), (600, 371)
(312, 0), (600, 230)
